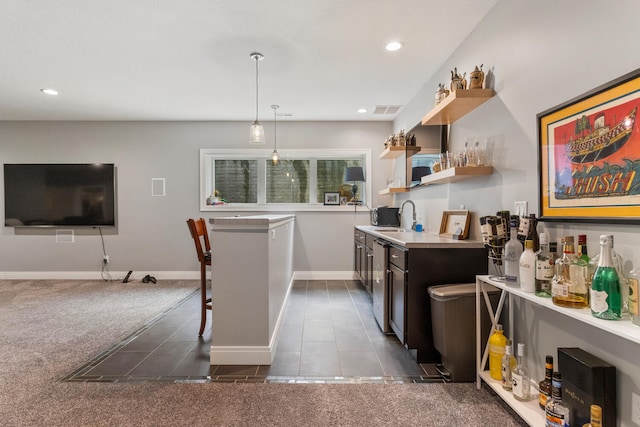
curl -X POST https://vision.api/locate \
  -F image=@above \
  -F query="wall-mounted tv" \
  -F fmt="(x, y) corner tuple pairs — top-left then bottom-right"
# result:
(3, 163), (116, 227)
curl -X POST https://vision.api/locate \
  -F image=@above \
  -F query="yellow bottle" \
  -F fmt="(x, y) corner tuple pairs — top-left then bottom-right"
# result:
(488, 324), (507, 380)
(582, 404), (602, 427)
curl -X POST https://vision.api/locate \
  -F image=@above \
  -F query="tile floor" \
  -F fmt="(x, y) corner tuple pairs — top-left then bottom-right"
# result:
(61, 280), (444, 384)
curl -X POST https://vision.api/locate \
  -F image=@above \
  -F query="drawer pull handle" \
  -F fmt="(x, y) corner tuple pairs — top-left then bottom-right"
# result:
(391, 254), (400, 259)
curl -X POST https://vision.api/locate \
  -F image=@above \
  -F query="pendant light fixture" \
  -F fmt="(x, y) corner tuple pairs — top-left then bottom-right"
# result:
(249, 52), (265, 145)
(271, 104), (279, 165)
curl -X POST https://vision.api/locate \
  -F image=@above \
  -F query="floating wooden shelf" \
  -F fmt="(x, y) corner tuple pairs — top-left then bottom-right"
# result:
(378, 187), (410, 195)
(419, 166), (493, 186)
(378, 145), (422, 160)
(421, 88), (495, 126)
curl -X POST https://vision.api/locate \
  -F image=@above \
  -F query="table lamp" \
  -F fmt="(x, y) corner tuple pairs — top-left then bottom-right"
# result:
(344, 166), (365, 203)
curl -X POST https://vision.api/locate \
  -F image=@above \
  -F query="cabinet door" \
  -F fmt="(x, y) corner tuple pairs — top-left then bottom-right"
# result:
(389, 263), (407, 344)
(354, 242), (363, 281)
(364, 246), (374, 295)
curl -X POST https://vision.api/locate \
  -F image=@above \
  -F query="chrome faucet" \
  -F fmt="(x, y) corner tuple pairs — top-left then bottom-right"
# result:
(398, 199), (417, 231)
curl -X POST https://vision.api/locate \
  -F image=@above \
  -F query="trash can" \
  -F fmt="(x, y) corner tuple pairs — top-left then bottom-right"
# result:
(428, 283), (500, 382)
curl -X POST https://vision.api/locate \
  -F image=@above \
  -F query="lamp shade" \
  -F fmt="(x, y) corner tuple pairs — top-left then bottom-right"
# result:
(344, 166), (365, 182)
(411, 166), (431, 181)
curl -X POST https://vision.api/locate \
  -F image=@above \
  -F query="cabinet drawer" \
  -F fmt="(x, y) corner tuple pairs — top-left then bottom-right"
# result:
(354, 229), (366, 245)
(389, 245), (407, 269)
(364, 233), (375, 249)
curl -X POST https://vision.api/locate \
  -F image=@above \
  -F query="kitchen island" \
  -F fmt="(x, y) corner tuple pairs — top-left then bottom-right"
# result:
(209, 214), (295, 365)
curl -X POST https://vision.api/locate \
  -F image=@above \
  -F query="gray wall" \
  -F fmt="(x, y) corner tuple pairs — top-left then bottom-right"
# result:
(0, 121), (391, 276)
(392, 1), (640, 424)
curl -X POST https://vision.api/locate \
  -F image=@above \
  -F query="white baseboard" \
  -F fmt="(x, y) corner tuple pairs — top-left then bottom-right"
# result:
(293, 271), (358, 280)
(0, 271), (202, 281)
(0, 271), (357, 281)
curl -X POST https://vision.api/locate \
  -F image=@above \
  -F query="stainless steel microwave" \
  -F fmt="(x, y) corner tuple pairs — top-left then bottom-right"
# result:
(370, 207), (400, 227)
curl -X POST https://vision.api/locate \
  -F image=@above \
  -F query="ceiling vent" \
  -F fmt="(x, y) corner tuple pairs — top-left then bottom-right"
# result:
(373, 105), (402, 115)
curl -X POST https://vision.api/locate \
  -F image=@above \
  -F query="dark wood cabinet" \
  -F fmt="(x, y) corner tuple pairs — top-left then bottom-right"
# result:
(353, 229), (373, 295)
(354, 227), (488, 363)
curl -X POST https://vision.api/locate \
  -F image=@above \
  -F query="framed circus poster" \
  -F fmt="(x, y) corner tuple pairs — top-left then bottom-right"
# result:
(538, 68), (640, 224)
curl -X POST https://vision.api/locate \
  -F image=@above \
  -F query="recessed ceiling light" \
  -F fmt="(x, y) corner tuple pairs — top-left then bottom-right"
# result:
(385, 41), (404, 52)
(40, 89), (59, 96)
(357, 108), (368, 114)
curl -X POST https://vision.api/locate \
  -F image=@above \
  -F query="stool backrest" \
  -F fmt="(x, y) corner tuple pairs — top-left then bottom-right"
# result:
(186, 218), (211, 263)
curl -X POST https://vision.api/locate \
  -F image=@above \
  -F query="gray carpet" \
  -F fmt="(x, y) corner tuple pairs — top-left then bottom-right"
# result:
(0, 279), (526, 426)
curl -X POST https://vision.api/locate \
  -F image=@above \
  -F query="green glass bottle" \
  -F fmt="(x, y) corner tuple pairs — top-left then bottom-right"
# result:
(590, 234), (622, 320)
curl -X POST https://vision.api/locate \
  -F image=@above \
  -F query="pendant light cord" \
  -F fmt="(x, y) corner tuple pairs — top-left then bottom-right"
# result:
(255, 57), (259, 122)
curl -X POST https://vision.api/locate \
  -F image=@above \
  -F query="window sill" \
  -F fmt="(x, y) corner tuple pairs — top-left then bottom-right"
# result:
(200, 204), (370, 212)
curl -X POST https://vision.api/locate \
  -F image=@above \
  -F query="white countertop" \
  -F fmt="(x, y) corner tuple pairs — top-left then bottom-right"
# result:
(210, 214), (295, 229)
(356, 225), (486, 249)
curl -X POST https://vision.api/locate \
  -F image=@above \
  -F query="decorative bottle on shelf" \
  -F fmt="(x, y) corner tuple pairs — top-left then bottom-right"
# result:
(538, 355), (553, 410)
(590, 234), (629, 314)
(590, 234), (622, 320)
(511, 343), (530, 401)
(578, 234), (590, 263)
(535, 232), (554, 297)
(526, 214), (539, 252)
(552, 235), (590, 309)
(582, 404), (603, 427)
(500, 340), (516, 391)
(488, 324), (507, 381)
(545, 372), (570, 426)
(504, 224), (523, 286)
(519, 240), (536, 292)
(630, 268), (640, 326)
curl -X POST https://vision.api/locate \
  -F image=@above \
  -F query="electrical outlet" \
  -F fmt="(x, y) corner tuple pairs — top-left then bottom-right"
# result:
(632, 392), (640, 425)
(514, 201), (528, 217)
(103, 255), (109, 264)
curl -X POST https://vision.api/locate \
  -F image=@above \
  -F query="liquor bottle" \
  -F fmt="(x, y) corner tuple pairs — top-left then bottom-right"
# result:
(582, 404), (602, 427)
(488, 324), (507, 381)
(630, 268), (640, 326)
(504, 224), (523, 286)
(527, 213), (539, 252)
(545, 372), (570, 427)
(578, 234), (590, 263)
(535, 232), (554, 297)
(590, 234), (629, 314)
(516, 215), (530, 247)
(549, 240), (558, 263)
(590, 234), (622, 320)
(552, 235), (590, 309)
(501, 340), (516, 391)
(519, 240), (536, 292)
(538, 355), (553, 410)
(511, 343), (530, 401)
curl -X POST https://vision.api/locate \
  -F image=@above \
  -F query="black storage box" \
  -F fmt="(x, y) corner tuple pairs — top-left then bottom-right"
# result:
(558, 348), (616, 427)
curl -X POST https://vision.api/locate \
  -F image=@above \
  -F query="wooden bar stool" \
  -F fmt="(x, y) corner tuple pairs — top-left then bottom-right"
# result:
(186, 218), (212, 337)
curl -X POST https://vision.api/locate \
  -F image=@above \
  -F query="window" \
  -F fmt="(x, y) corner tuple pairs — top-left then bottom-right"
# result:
(266, 160), (310, 203)
(200, 149), (371, 210)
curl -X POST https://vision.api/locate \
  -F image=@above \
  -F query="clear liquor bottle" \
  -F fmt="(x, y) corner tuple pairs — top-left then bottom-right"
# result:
(504, 226), (523, 286)
(535, 233), (554, 297)
(590, 234), (622, 320)
(501, 340), (516, 391)
(589, 234), (629, 314)
(538, 355), (553, 410)
(519, 240), (536, 292)
(552, 235), (590, 309)
(545, 372), (569, 426)
(511, 343), (530, 401)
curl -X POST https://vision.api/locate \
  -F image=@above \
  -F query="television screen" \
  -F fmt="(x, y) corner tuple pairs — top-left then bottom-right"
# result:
(3, 164), (116, 227)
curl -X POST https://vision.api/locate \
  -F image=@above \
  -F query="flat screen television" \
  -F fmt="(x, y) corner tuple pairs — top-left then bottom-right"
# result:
(3, 163), (116, 227)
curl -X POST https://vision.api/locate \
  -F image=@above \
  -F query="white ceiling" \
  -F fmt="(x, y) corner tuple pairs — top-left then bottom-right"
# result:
(0, 0), (497, 122)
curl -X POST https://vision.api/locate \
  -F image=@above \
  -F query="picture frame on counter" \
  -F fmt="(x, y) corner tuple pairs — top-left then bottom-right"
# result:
(538, 67), (640, 224)
(439, 210), (470, 240)
(323, 192), (340, 206)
